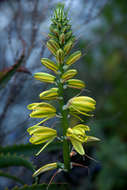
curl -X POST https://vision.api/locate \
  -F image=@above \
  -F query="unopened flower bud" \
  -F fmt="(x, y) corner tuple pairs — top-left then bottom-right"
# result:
(67, 79), (85, 89)
(41, 58), (58, 73)
(34, 72), (56, 83)
(62, 69), (77, 82)
(66, 51), (81, 66)
(39, 88), (58, 100)
(56, 49), (64, 64)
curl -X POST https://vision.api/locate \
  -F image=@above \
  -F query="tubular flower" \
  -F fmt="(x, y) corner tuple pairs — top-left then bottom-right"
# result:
(56, 49), (64, 64)
(41, 58), (58, 73)
(61, 69), (77, 82)
(34, 72), (56, 83)
(65, 51), (81, 66)
(68, 96), (96, 117)
(66, 124), (100, 155)
(66, 79), (85, 89)
(33, 162), (58, 177)
(39, 88), (58, 100)
(27, 126), (57, 155)
(66, 124), (90, 155)
(27, 102), (56, 118)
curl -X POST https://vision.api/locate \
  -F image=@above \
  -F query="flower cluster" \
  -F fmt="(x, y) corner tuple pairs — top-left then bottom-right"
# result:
(27, 4), (100, 177)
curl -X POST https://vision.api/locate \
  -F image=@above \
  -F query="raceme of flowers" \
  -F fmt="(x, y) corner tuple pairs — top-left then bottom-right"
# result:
(27, 4), (100, 177)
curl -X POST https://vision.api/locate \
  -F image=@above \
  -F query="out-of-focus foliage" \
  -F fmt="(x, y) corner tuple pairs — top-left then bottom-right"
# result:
(78, 0), (127, 190)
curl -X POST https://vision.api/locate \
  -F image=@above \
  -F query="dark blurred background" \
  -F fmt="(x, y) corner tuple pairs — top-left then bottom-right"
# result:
(0, 0), (127, 189)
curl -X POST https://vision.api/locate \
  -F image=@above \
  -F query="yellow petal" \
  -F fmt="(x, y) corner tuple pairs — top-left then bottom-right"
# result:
(67, 79), (85, 89)
(36, 137), (56, 156)
(27, 125), (57, 136)
(39, 88), (58, 100)
(56, 49), (64, 64)
(87, 136), (100, 142)
(66, 51), (81, 66)
(33, 162), (57, 177)
(62, 69), (77, 82)
(70, 137), (85, 155)
(41, 58), (58, 73)
(73, 124), (90, 131)
(34, 72), (56, 83)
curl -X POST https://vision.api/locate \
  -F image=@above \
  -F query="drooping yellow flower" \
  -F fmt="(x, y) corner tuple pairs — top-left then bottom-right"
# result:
(66, 124), (90, 155)
(66, 124), (100, 155)
(27, 125), (57, 155)
(68, 96), (96, 117)
(33, 162), (58, 177)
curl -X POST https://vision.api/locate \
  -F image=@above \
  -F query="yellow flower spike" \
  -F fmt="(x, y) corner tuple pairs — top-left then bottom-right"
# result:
(65, 51), (81, 66)
(61, 69), (77, 82)
(67, 79), (85, 89)
(56, 49), (64, 64)
(68, 96), (96, 117)
(41, 58), (58, 73)
(34, 72), (56, 83)
(27, 125), (57, 155)
(39, 88), (58, 100)
(27, 102), (56, 118)
(33, 162), (58, 177)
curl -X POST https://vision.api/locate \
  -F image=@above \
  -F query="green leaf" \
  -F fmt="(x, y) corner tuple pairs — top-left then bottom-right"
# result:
(0, 154), (35, 172)
(9, 183), (69, 190)
(0, 142), (61, 156)
(0, 170), (25, 185)
(0, 54), (24, 89)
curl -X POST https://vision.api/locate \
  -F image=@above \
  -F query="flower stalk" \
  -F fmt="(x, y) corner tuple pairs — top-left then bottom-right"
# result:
(27, 3), (100, 178)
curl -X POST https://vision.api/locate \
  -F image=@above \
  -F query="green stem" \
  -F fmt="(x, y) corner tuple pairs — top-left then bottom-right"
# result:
(57, 66), (70, 171)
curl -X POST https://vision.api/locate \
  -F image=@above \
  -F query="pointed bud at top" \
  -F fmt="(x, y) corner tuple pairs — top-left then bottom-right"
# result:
(34, 72), (56, 83)
(53, 3), (67, 22)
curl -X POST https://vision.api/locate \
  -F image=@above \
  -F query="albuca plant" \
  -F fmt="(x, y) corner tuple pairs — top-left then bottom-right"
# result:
(27, 3), (100, 179)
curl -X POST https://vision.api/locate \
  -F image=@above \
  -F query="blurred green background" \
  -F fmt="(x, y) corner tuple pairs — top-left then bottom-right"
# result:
(0, 0), (127, 189)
